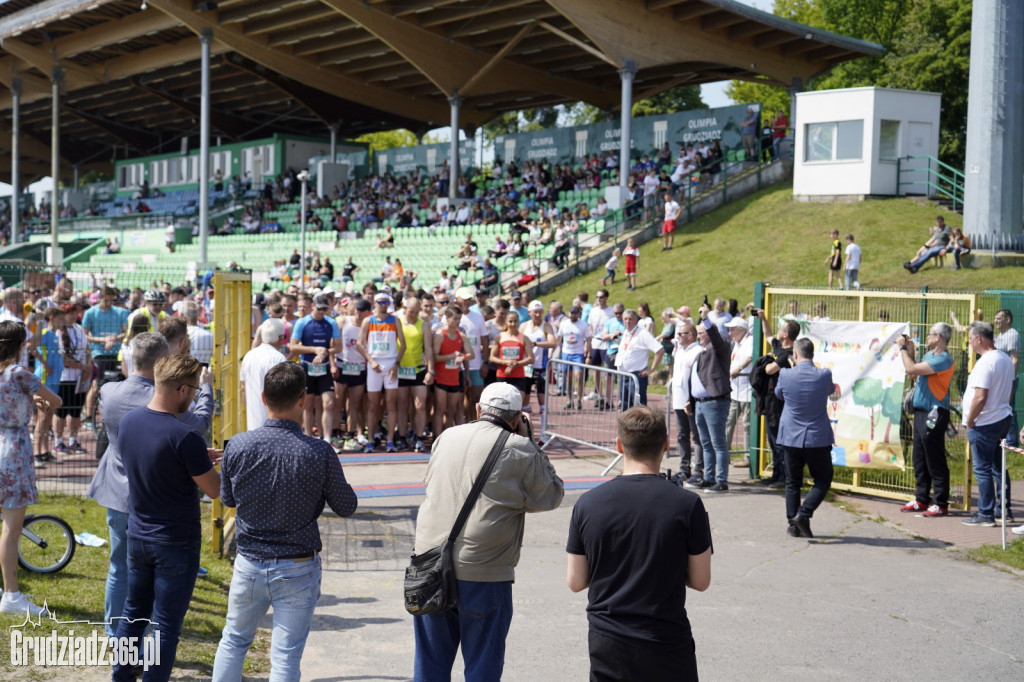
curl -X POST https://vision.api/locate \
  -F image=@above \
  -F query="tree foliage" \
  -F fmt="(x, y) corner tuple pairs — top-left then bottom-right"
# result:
(725, 0), (971, 167)
(482, 108), (560, 141)
(631, 85), (706, 117)
(354, 129), (420, 156)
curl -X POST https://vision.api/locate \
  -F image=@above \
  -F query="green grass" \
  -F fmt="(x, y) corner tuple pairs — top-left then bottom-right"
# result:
(0, 494), (269, 679)
(543, 184), (1024, 316)
(968, 537), (1024, 572)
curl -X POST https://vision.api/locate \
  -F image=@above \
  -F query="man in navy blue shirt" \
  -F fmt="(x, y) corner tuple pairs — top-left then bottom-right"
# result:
(212, 362), (358, 680)
(289, 293), (341, 439)
(114, 354), (221, 682)
(774, 338), (836, 539)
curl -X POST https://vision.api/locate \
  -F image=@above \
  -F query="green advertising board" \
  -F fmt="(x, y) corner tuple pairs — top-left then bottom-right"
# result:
(376, 139), (477, 176)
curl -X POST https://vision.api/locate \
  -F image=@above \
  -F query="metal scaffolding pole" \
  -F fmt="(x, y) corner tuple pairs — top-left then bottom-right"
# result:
(448, 94), (462, 202)
(618, 60), (636, 206)
(11, 78), (20, 246)
(50, 68), (61, 266)
(199, 29), (213, 264)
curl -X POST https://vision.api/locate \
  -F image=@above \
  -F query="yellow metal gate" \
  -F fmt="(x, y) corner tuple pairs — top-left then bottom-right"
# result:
(209, 271), (252, 554)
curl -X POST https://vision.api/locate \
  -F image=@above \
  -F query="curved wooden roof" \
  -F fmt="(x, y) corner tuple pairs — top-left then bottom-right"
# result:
(0, 0), (883, 181)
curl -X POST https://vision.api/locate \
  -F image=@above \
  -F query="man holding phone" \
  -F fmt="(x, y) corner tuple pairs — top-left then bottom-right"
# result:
(896, 323), (954, 517)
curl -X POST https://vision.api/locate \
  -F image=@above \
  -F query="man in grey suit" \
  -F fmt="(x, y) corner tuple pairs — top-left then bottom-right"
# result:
(86, 332), (214, 635)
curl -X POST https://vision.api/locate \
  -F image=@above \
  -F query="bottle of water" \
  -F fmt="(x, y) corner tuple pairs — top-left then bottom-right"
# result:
(926, 406), (939, 430)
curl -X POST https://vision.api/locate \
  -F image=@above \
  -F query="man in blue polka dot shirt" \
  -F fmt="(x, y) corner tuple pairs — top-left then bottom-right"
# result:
(213, 362), (358, 680)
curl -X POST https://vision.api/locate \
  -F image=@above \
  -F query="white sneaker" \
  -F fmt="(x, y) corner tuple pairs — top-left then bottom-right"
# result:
(1012, 524), (1024, 536)
(0, 593), (48, 617)
(583, 391), (598, 401)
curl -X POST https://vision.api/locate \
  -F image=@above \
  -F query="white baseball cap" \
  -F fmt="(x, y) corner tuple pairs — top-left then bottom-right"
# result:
(480, 381), (523, 413)
(725, 317), (748, 330)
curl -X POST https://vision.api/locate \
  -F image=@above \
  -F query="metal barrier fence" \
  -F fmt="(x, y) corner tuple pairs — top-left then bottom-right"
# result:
(18, 263), (227, 502)
(541, 359), (641, 476)
(751, 283), (1007, 510)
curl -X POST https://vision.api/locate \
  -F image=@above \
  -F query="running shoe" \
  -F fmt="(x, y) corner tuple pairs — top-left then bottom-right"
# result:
(67, 441), (86, 454)
(414, 439), (426, 453)
(0, 592), (48, 617)
(922, 505), (948, 517)
(343, 438), (360, 451)
(386, 441), (397, 453)
(961, 513), (995, 527)
(53, 443), (69, 455)
(330, 435), (345, 450)
(362, 442), (375, 454)
(899, 500), (927, 513)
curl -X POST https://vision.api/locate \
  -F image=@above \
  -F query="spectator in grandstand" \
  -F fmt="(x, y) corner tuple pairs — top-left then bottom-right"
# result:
(566, 406), (711, 681)
(357, 292), (406, 453)
(88, 333), (212, 636)
(396, 296), (434, 453)
(432, 306), (472, 436)
(340, 256), (358, 283)
(903, 216), (952, 273)
(165, 220), (176, 253)
(489, 235), (508, 259)
(240, 319), (288, 432)
(376, 227), (395, 249)
(51, 306), (90, 458)
(333, 298), (371, 450)
(0, 321), (62, 617)
(741, 107), (759, 160)
(475, 259), (500, 294)
(372, 256), (394, 284)
(289, 293), (341, 441)
(686, 303), (733, 493)
(33, 307), (64, 467)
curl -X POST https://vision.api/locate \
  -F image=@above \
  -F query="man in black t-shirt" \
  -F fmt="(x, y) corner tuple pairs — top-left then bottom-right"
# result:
(567, 406), (712, 682)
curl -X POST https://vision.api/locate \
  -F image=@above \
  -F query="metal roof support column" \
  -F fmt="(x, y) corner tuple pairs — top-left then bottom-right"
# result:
(788, 77), (803, 162)
(11, 78), (20, 246)
(199, 28), (212, 264)
(50, 67), (61, 266)
(964, 0), (1024, 242)
(448, 94), (462, 203)
(329, 122), (339, 161)
(618, 60), (636, 207)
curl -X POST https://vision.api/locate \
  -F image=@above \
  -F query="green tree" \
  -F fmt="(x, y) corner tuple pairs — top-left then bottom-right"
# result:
(851, 376), (884, 439)
(631, 85), (706, 117)
(482, 107), (560, 141)
(354, 129), (419, 157)
(726, 0), (971, 167)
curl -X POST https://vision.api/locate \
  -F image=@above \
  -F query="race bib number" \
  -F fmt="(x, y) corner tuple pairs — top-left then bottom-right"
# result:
(398, 365), (417, 379)
(307, 362), (327, 377)
(524, 366), (534, 378)
(501, 347), (520, 360)
(470, 335), (480, 348)
(372, 341), (390, 353)
(342, 362), (364, 376)
(445, 357), (459, 369)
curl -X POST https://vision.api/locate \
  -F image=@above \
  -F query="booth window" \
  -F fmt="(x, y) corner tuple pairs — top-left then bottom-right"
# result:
(879, 120), (900, 161)
(805, 120), (864, 162)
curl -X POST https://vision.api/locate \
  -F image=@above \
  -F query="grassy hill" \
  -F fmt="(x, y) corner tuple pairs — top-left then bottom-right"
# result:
(540, 184), (1024, 315)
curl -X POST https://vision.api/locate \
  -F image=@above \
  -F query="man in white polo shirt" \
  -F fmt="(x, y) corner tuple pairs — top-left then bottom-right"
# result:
(725, 317), (753, 463)
(614, 308), (664, 410)
(240, 319), (288, 431)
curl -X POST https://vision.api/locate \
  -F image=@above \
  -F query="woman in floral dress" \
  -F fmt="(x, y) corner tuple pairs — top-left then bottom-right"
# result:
(0, 320), (62, 616)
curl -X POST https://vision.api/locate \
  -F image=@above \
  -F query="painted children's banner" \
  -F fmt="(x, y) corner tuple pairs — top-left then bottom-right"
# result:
(796, 320), (911, 469)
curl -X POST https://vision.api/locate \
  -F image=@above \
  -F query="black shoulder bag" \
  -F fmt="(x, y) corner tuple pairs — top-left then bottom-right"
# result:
(404, 429), (511, 616)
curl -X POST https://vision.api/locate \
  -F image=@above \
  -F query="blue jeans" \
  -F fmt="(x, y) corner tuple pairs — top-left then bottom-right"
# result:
(911, 244), (945, 268)
(113, 537), (201, 682)
(105, 508), (130, 638)
(212, 554), (321, 682)
(619, 373), (647, 410)
(413, 580), (513, 681)
(968, 416), (1012, 518)
(695, 397), (730, 484)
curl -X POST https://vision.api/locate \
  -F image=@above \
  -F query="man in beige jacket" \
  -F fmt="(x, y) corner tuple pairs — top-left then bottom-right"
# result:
(412, 381), (564, 680)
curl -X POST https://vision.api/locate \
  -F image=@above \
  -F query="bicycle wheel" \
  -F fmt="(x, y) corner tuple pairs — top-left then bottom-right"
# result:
(18, 515), (76, 574)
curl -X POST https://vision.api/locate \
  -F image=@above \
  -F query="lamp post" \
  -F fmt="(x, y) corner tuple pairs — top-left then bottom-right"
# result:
(298, 170), (310, 288)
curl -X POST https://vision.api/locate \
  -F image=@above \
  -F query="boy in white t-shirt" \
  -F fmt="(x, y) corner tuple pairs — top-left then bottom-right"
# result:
(844, 233), (862, 291)
(602, 249), (620, 286)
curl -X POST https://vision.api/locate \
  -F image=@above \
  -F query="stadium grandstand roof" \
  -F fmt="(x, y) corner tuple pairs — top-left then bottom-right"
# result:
(0, 0), (883, 182)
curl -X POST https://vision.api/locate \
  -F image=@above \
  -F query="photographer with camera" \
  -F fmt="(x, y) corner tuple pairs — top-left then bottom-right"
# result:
(411, 382), (563, 680)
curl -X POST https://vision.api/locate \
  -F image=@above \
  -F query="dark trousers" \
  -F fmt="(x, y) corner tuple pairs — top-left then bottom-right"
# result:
(911, 408), (950, 508)
(784, 445), (834, 520)
(588, 629), (697, 682)
(674, 408), (703, 479)
(113, 538), (201, 682)
(619, 373), (647, 409)
(766, 421), (785, 481)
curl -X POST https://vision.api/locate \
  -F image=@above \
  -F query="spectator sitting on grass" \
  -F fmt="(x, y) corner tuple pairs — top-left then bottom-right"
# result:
(903, 216), (952, 274)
